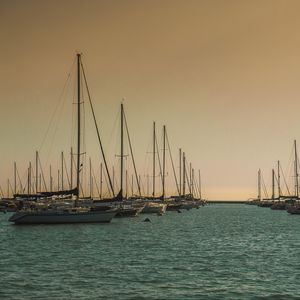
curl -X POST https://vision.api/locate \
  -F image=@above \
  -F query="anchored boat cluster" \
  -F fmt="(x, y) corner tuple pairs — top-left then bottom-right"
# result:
(0, 54), (206, 224)
(246, 140), (300, 214)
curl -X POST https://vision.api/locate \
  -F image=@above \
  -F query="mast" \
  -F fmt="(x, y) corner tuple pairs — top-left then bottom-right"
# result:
(7, 179), (9, 198)
(183, 152), (186, 196)
(75, 53), (81, 206)
(189, 162), (192, 195)
(131, 174), (134, 196)
(271, 169), (275, 200)
(14, 161), (17, 195)
(125, 170), (128, 199)
(28, 162), (31, 196)
(294, 140), (299, 198)
(70, 147), (73, 189)
(61, 151), (64, 191)
(89, 157), (92, 198)
(112, 166), (115, 194)
(35, 151), (38, 193)
(192, 168), (194, 198)
(100, 163), (103, 199)
(153, 121), (156, 198)
(179, 149), (182, 196)
(58, 169), (60, 191)
(120, 103), (124, 199)
(162, 125), (166, 199)
(258, 169), (261, 201)
(198, 169), (202, 200)
(147, 174), (149, 197)
(50, 165), (53, 192)
(277, 160), (280, 198)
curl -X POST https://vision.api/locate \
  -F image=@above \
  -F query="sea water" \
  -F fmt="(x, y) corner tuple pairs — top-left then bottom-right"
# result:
(1, 204), (300, 299)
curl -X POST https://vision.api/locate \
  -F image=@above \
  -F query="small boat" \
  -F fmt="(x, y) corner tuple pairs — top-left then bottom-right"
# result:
(115, 206), (142, 218)
(287, 204), (300, 214)
(166, 202), (183, 211)
(270, 201), (287, 210)
(141, 202), (167, 214)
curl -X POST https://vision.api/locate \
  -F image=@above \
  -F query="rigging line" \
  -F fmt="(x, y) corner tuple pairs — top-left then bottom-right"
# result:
(0, 185), (4, 198)
(280, 163), (291, 196)
(103, 165), (112, 197)
(38, 156), (48, 192)
(91, 165), (101, 198)
(155, 133), (163, 187)
(165, 130), (180, 196)
(16, 166), (23, 193)
(192, 172), (200, 199)
(261, 174), (269, 199)
(274, 172), (282, 198)
(62, 154), (71, 188)
(30, 163), (36, 192)
(44, 77), (73, 170)
(8, 180), (13, 196)
(38, 70), (73, 152)
(80, 61), (115, 197)
(285, 144), (294, 185)
(184, 159), (191, 193)
(123, 108), (141, 196)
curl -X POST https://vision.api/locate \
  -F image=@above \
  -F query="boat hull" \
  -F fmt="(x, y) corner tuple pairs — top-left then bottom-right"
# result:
(287, 206), (300, 214)
(115, 207), (141, 218)
(141, 203), (167, 214)
(9, 210), (117, 225)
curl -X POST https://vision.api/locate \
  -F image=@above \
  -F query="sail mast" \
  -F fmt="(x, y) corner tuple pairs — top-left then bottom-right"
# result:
(198, 169), (202, 200)
(89, 157), (92, 198)
(50, 165), (52, 192)
(271, 169), (275, 200)
(153, 121), (156, 198)
(70, 147), (73, 189)
(125, 170), (128, 199)
(258, 169), (261, 201)
(192, 168), (194, 198)
(179, 149), (182, 197)
(75, 53), (81, 205)
(14, 161), (17, 195)
(294, 140), (299, 198)
(120, 103), (124, 199)
(100, 163), (103, 199)
(28, 162), (31, 196)
(35, 151), (38, 194)
(277, 160), (280, 198)
(189, 162), (192, 195)
(183, 152), (186, 196)
(162, 125), (166, 199)
(61, 151), (64, 191)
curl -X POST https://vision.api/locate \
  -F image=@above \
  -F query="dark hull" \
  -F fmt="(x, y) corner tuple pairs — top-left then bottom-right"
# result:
(115, 208), (139, 218)
(9, 209), (117, 225)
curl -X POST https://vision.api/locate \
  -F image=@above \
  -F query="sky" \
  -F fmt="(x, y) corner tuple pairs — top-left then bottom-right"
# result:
(1, 0), (300, 199)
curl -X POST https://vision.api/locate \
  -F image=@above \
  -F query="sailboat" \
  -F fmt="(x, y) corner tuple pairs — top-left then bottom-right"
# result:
(9, 54), (117, 224)
(113, 103), (144, 217)
(141, 122), (167, 214)
(270, 161), (287, 210)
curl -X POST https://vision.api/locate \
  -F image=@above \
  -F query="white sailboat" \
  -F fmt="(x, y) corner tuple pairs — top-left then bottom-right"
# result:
(9, 54), (117, 224)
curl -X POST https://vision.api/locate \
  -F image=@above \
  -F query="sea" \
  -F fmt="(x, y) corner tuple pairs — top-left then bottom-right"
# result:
(1, 204), (300, 299)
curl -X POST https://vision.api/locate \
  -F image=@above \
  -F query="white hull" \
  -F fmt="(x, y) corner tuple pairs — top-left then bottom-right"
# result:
(141, 203), (167, 214)
(9, 209), (117, 224)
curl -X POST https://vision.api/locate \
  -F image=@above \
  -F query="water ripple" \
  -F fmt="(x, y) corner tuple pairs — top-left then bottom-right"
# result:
(1, 205), (300, 299)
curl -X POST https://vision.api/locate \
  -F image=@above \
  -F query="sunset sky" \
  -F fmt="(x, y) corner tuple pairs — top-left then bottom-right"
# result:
(1, 0), (300, 199)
